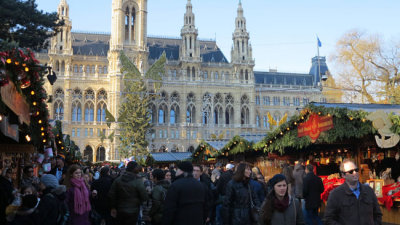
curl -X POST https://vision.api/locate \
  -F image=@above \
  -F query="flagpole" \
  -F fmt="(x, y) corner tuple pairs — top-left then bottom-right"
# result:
(317, 35), (321, 88)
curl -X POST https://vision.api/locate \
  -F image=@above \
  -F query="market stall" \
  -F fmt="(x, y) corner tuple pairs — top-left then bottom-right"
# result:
(253, 103), (400, 224)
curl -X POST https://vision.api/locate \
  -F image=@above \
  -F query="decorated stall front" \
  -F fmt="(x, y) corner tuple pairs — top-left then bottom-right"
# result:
(191, 136), (262, 164)
(253, 103), (400, 224)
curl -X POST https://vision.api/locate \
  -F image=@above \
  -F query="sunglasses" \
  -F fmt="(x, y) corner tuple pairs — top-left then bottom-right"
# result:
(343, 168), (359, 174)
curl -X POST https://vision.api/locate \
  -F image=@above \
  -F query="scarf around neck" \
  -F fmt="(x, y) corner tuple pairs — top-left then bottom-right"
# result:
(274, 195), (289, 212)
(70, 177), (91, 215)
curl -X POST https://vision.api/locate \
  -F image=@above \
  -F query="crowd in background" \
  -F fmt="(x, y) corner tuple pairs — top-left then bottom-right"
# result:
(0, 155), (382, 225)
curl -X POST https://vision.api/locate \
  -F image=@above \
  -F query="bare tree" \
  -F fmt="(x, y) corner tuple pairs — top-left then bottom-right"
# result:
(332, 30), (400, 103)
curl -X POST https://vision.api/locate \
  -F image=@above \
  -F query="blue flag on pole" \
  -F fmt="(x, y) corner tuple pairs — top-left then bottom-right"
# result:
(317, 37), (322, 47)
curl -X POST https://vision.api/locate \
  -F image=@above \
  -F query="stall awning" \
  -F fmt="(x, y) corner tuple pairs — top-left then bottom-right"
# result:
(313, 103), (400, 114)
(207, 141), (229, 151)
(151, 152), (192, 162)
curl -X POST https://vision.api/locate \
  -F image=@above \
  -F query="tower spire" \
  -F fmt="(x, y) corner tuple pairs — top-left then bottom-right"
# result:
(180, 0), (200, 61)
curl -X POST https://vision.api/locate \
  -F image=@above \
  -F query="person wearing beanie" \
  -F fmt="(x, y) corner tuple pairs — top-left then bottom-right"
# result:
(109, 161), (148, 225)
(259, 174), (304, 225)
(34, 174), (66, 225)
(162, 161), (208, 225)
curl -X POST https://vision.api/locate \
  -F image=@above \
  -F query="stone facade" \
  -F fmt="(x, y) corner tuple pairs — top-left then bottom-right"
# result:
(36, 0), (340, 162)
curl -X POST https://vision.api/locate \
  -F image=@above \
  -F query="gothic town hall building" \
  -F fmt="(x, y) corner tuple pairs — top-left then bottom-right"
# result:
(37, 0), (339, 162)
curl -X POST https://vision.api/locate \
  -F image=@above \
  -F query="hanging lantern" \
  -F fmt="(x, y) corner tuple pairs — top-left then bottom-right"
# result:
(14, 61), (19, 66)
(6, 59), (12, 64)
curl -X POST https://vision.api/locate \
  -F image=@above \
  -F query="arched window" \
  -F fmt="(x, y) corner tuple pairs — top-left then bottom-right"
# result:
(149, 103), (157, 123)
(245, 70), (249, 81)
(187, 67), (190, 80)
(131, 8), (135, 42)
(158, 104), (167, 124)
(84, 146), (93, 162)
(256, 115), (260, 127)
(98, 66), (102, 74)
(85, 65), (90, 74)
(85, 89), (95, 101)
(54, 100), (64, 121)
(186, 93), (196, 123)
(72, 101), (82, 122)
(96, 146), (106, 162)
(73, 64), (78, 73)
(241, 106), (250, 125)
(240, 69), (244, 80)
(97, 90), (107, 101)
(61, 61), (65, 73)
(84, 101), (94, 122)
(214, 71), (219, 80)
(55, 61), (60, 71)
(225, 105), (234, 125)
(214, 105), (223, 124)
(171, 92), (180, 103)
(202, 93), (212, 125)
(170, 104), (179, 124)
(97, 102), (107, 122)
(186, 104), (195, 123)
(91, 65), (96, 74)
(73, 88), (82, 100)
(79, 65), (83, 73)
(125, 7), (129, 41)
(192, 67), (195, 80)
(103, 66), (107, 74)
(55, 88), (64, 99)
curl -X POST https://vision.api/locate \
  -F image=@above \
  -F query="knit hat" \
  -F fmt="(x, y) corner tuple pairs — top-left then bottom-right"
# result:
(177, 161), (193, 173)
(268, 174), (287, 188)
(226, 163), (235, 170)
(126, 161), (138, 172)
(40, 174), (59, 188)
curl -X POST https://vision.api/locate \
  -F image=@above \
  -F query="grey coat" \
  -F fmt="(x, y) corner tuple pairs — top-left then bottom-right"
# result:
(292, 164), (305, 198)
(258, 196), (304, 225)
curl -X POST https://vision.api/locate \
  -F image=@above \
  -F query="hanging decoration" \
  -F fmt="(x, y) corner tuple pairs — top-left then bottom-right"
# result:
(0, 48), (52, 151)
(253, 104), (373, 154)
(367, 110), (400, 148)
(297, 113), (334, 143)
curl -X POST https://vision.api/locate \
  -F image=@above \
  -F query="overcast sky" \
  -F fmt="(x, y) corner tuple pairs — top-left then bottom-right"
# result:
(36, 0), (400, 74)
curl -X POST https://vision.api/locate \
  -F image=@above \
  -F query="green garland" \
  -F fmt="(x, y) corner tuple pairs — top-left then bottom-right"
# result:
(220, 135), (254, 155)
(192, 140), (220, 162)
(253, 104), (375, 154)
(0, 48), (51, 151)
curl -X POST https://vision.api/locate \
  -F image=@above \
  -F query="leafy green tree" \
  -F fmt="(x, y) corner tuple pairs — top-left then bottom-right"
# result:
(118, 51), (165, 159)
(0, 0), (63, 50)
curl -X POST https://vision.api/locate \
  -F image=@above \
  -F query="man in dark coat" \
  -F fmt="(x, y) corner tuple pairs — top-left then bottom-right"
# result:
(162, 161), (207, 225)
(150, 169), (170, 225)
(109, 161), (149, 225)
(303, 164), (324, 225)
(215, 163), (234, 225)
(324, 159), (382, 225)
(91, 166), (114, 225)
(33, 174), (66, 225)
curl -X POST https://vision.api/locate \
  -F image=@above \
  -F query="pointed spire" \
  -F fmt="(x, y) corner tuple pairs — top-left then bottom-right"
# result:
(237, 0), (243, 16)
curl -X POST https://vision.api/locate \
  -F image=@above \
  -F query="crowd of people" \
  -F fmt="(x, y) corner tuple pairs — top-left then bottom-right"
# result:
(0, 156), (383, 225)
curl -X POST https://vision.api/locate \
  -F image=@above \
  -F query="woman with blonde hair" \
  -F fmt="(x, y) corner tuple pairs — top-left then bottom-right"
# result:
(65, 164), (91, 225)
